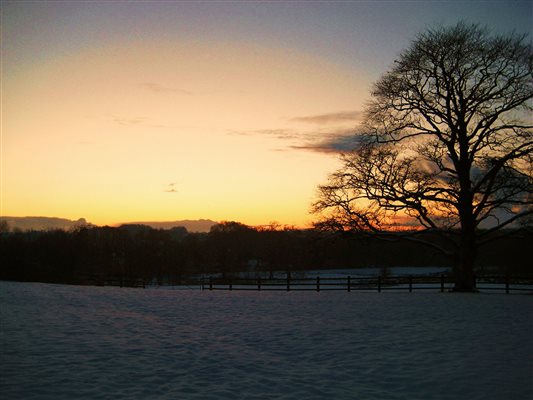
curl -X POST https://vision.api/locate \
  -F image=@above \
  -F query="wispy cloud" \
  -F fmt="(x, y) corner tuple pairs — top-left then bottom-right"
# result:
(288, 134), (363, 154)
(290, 110), (362, 125)
(164, 183), (178, 193)
(111, 116), (147, 126)
(229, 110), (365, 154)
(230, 127), (362, 154)
(227, 129), (300, 140)
(141, 82), (193, 96)
(287, 128), (364, 154)
(109, 114), (168, 128)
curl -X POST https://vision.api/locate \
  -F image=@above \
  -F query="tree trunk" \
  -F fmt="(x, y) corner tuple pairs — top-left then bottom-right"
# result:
(455, 172), (478, 292)
(454, 228), (477, 292)
(453, 242), (477, 292)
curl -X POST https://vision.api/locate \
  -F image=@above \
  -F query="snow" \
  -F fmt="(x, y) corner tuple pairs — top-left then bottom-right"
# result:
(1, 281), (532, 400)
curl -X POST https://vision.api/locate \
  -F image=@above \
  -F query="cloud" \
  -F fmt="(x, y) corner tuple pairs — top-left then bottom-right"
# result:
(261, 127), (364, 154)
(254, 129), (301, 140)
(164, 183), (178, 193)
(289, 135), (361, 154)
(286, 129), (364, 154)
(228, 110), (365, 154)
(290, 110), (362, 125)
(141, 82), (192, 96)
(109, 114), (168, 128)
(111, 115), (147, 126)
(229, 126), (363, 154)
(227, 129), (300, 140)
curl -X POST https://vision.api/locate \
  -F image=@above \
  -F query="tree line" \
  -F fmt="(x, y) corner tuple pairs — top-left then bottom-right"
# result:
(0, 221), (530, 285)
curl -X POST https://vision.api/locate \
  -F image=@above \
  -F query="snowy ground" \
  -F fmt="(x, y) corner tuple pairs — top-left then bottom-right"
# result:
(1, 281), (531, 400)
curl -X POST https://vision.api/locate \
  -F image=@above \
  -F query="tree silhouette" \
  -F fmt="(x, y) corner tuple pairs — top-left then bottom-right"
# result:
(313, 23), (532, 291)
(208, 221), (257, 279)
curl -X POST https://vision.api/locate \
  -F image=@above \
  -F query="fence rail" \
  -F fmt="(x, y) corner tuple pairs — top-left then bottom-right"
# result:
(76, 274), (533, 293)
(202, 275), (533, 294)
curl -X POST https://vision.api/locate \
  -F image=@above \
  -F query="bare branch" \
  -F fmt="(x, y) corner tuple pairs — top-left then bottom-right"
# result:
(312, 23), (532, 291)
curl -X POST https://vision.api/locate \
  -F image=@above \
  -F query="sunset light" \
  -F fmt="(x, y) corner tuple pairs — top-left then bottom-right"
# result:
(2, 3), (532, 400)
(2, 1), (531, 227)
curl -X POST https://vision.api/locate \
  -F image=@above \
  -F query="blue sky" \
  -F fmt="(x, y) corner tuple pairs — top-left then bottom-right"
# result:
(4, 1), (531, 78)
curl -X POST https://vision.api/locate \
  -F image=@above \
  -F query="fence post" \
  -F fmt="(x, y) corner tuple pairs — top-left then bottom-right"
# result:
(440, 275), (444, 293)
(257, 276), (261, 291)
(409, 275), (413, 293)
(229, 280), (233, 291)
(287, 276), (290, 292)
(316, 276), (320, 292)
(347, 276), (351, 292)
(506, 275), (510, 294)
(378, 276), (381, 293)
(209, 277), (213, 291)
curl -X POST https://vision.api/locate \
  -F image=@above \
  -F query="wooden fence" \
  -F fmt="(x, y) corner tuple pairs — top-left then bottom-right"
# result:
(79, 275), (147, 288)
(77, 273), (533, 293)
(202, 275), (533, 294)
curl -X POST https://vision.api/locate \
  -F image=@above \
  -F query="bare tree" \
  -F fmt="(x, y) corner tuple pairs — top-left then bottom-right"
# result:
(312, 23), (533, 291)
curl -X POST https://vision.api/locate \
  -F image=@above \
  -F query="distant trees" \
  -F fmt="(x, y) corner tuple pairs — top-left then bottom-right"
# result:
(208, 221), (257, 278)
(0, 220), (9, 234)
(205, 221), (311, 279)
(313, 23), (532, 291)
(0, 222), (530, 285)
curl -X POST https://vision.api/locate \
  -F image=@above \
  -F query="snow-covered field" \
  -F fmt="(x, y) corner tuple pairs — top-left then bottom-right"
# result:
(1, 281), (531, 400)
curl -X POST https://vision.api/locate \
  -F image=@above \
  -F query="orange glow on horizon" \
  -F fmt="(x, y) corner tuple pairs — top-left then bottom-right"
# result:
(2, 39), (364, 227)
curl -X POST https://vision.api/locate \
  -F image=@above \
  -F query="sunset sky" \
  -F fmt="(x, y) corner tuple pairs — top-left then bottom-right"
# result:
(2, 1), (531, 227)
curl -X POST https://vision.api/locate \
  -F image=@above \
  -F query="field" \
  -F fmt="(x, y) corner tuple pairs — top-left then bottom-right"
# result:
(1, 281), (531, 399)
